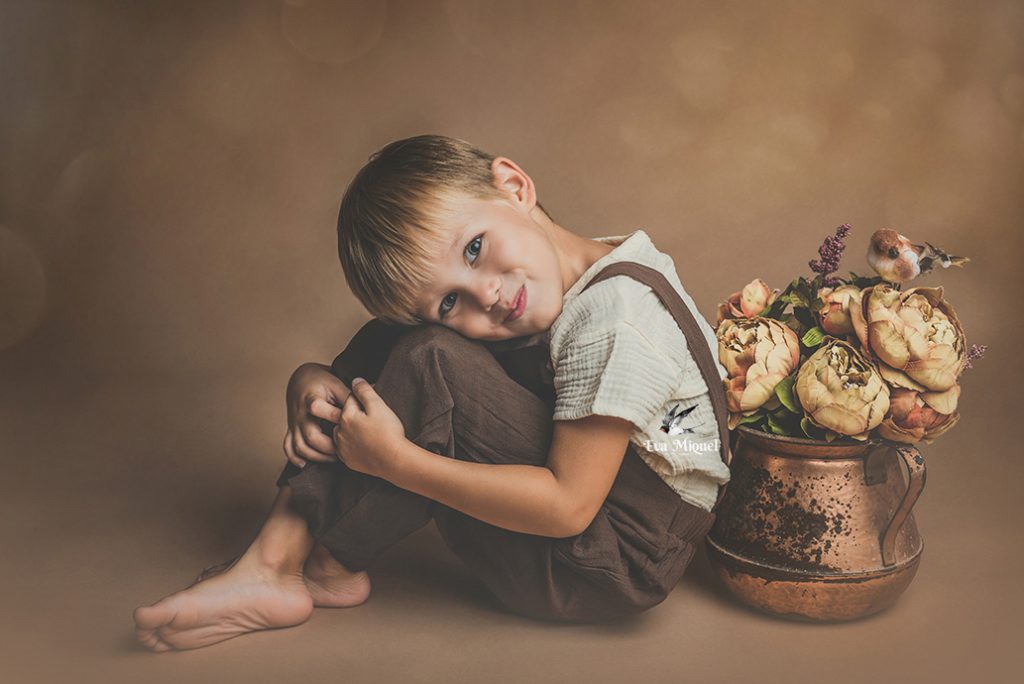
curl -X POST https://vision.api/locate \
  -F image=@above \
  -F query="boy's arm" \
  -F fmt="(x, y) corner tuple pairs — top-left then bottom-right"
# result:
(384, 415), (634, 539)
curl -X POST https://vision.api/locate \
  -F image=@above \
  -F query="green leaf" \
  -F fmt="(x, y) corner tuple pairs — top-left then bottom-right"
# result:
(737, 410), (765, 426)
(782, 315), (804, 336)
(796, 276), (813, 300)
(801, 326), (826, 348)
(847, 271), (885, 289)
(793, 306), (817, 328)
(766, 411), (790, 435)
(824, 430), (840, 443)
(788, 290), (810, 309)
(769, 407), (805, 437)
(800, 416), (823, 439)
(764, 297), (789, 319)
(774, 374), (800, 413)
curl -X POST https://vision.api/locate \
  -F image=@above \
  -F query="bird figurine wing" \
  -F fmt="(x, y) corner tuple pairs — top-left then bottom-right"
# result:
(919, 241), (970, 275)
(868, 229), (969, 284)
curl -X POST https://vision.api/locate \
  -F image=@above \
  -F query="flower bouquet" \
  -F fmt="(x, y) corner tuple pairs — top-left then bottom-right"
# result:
(714, 224), (986, 445)
(705, 224), (987, 621)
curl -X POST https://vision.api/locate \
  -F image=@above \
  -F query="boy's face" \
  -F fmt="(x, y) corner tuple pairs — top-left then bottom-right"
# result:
(412, 192), (565, 341)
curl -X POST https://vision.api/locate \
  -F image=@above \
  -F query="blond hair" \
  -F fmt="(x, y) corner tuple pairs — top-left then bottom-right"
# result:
(336, 135), (548, 326)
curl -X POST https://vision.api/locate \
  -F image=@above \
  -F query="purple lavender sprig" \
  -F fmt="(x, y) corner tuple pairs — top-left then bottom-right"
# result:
(809, 223), (852, 287)
(963, 344), (988, 370)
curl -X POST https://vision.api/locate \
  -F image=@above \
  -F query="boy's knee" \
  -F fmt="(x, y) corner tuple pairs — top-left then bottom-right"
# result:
(391, 324), (481, 365)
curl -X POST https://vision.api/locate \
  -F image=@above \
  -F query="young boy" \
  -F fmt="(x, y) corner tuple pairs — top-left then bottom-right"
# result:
(134, 135), (730, 651)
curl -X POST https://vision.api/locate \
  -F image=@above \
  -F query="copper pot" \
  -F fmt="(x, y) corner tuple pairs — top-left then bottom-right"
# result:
(705, 425), (926, 621)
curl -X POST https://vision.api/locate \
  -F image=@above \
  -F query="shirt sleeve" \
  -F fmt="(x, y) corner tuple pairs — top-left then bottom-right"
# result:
(552, 319), (681, 431)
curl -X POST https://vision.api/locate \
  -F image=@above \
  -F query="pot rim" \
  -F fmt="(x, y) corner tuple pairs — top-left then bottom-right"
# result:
(735, 424), (887, 457)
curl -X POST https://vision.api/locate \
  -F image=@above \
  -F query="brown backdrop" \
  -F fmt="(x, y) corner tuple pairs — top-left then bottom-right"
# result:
(1, 1), (1020, 682)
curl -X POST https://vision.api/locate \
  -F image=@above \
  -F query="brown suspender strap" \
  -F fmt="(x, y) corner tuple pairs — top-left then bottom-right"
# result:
(578, 261), (733, 507)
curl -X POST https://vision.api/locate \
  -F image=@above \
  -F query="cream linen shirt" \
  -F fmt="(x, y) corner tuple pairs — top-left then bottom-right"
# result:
(548, 229), (731, 511)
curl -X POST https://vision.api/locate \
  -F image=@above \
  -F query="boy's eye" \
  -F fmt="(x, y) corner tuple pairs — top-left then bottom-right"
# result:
(438, 234), (484, 320)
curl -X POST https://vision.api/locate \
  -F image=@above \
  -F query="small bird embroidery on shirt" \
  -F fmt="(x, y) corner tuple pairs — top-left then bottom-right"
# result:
(867, 229), (969, 286)
(660, 403), (702, 435)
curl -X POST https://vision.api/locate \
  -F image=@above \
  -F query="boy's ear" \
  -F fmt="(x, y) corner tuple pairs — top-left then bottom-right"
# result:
(491, 157), (536, 211)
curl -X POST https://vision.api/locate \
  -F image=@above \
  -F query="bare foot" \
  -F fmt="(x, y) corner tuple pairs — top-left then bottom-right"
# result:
(302, 542), (372, 608)
(188, 543), (371, 609)
(192, 556), (239, 586)
(134, 554), (314, 652)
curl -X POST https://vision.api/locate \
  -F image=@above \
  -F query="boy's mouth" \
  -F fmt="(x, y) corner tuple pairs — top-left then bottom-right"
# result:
(504, 285), (526, 322)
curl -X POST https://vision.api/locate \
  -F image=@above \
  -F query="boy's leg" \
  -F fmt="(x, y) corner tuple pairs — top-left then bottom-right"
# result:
(276, 320), (558, 572)
(280, 321), (713, 623)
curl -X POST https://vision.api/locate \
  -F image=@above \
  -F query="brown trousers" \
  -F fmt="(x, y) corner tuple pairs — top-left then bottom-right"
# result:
(276, 319), (716, 623)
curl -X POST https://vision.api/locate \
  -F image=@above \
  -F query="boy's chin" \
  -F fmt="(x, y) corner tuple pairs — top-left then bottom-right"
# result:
(483, 325), (541, 342)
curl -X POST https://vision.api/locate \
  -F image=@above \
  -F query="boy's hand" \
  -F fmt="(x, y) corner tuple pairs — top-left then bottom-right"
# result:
(283, 363), (351, 469)
(333, 378), (407, 480)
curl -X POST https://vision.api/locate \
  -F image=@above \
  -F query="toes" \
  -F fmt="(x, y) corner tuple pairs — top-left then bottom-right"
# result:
(135, 626), (158, 649)
(133, 599), (178, 630)
(135, 626), (174, 653)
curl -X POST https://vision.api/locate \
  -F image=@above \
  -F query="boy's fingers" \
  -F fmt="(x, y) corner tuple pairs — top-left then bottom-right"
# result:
(327, 385), (352, 405)
(309, 397), (342, 423)
(300, 422), (335, 455)
(282, 433), (307, 469)
(348, 378), (376, 409)
(299, 448), (333, 464)
(288, 432), (323, 466)
(341, 389), (362, 415)
(294, 430), (334, 464)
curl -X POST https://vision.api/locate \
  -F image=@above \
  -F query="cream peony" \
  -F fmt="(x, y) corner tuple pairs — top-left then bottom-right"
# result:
(717, 317), (801, 429)
(850, 285), (966, 393)
(876, 386), (961, 445)
(795, 338), (891, 440)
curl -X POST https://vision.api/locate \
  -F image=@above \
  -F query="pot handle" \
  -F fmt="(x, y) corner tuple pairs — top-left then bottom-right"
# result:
(880, 444), (927, 567)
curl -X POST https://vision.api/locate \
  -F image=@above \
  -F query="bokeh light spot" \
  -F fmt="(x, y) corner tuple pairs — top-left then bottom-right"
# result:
(281, 0), (388, 66)
(668, 29), (737, 111)
(860, 102), (892, 125)
(895, 50), (945, 93)
(828, 51), (856, 80)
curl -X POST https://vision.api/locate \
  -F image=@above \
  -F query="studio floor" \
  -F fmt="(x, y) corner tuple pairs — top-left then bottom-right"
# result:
(1, 366), (1017, 684)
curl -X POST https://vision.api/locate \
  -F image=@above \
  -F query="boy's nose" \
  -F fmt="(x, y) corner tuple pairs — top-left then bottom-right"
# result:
(475, 277), (501, 311)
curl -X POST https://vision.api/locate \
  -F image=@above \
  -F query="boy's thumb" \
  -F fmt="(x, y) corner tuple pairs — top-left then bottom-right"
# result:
(351, 377), (375, 408)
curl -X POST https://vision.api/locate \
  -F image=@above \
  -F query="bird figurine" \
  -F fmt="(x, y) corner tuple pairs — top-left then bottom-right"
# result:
(867, 229), (969, 286)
